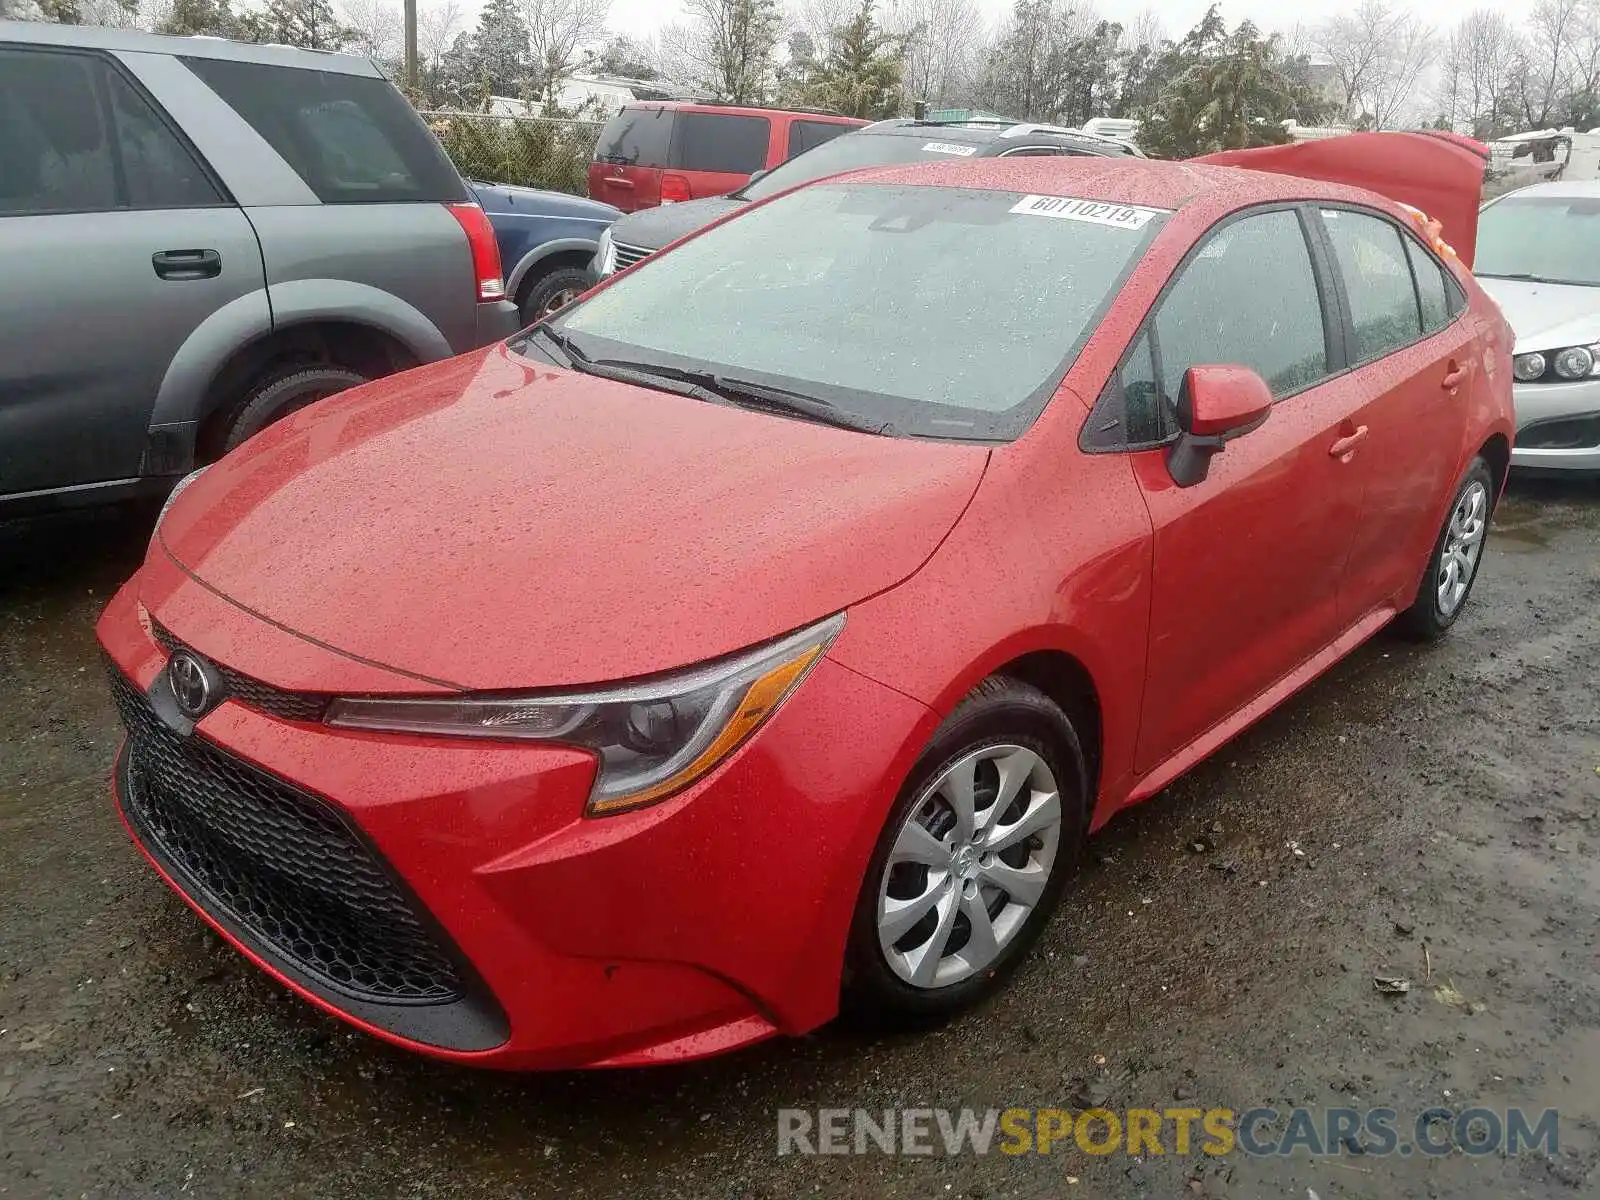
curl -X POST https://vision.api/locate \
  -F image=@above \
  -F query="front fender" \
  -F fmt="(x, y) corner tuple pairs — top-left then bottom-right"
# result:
(505, 236), (604, 297)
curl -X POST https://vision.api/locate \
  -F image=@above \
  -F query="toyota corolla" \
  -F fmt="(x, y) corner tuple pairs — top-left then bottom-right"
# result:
(98, 133), (1511, 1069)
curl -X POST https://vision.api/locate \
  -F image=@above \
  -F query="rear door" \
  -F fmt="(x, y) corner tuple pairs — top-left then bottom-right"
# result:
(670, 111), (772, 200)
(0, 44), (264, 498)
(589, 105), (672, 212)
(178, 57), (482, 354)
(1094, 207), (1365, 773)
(1312, 206), (1477, 623)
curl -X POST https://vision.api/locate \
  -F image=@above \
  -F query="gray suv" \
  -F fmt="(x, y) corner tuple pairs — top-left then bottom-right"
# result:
(0, 21), (520, 516)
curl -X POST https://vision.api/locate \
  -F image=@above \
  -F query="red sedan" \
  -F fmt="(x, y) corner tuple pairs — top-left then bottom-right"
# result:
(98, 133), (1512, 1069)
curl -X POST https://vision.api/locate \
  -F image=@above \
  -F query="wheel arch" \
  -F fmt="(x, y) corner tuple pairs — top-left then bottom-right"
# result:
(506, 238), (602, 300)
(1478, 431), (1511, 501)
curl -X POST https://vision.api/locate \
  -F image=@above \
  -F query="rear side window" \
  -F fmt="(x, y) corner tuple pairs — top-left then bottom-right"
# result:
(1403, 236), (1452, 333)
(1321, 209), (1423, 361)
(594, 106), (673, 166)
(182, 58), (466, 203)
(0, 48), (117, 215)
(0, 48), (221, 215)
(1155, 209), (1330, 402)
(787, 119), (851, 159)
(673, 112), (770, 174)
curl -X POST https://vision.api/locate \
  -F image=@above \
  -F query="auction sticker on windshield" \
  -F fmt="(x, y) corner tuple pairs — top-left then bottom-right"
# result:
(1010, 195), (1168, 229)
(923, 142), (979, 156)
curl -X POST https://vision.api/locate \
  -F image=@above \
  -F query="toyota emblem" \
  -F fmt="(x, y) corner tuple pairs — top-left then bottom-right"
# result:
(168, 651), (219, 719)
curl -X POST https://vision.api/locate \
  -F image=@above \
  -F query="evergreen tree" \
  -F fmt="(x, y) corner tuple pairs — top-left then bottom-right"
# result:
(803, 1), (906, 120)
(252, 0), (357, 50)
(471, 0), (533, 97)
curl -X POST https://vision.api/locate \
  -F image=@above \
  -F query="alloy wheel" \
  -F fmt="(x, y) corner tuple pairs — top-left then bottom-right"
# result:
(540, 288), (582, 319)
(1438, 479), (1489, 617)
(876, 744), (1062, 989)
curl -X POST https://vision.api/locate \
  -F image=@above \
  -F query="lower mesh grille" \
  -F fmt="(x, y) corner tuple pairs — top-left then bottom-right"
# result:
(109, 664), (465, 1005)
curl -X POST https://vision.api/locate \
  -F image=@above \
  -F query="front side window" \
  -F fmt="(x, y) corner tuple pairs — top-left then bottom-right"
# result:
(532, 183), (1167, 440)
(1477, 194), (1600, 287)
(0, 48), (116, 216)
(1154, 209), (1330, 404)
(182, 59), (466, 203)
(1322, 209), (1423, 361)
(673, 113), (770, 174)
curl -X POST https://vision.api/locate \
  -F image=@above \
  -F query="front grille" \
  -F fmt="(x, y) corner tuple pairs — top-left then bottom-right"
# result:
(109, 664), (466, 1005)
(151, 624), (328, 723)
(612, 240), (653, 271)
(1517, 414), (1600, 451)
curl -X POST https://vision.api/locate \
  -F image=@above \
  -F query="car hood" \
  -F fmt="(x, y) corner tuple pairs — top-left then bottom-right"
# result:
(1475, 275), (1600, 353)
(468, 179), (619, 222)
(157, 347), (988, 692)
(610, 194), (747, 252)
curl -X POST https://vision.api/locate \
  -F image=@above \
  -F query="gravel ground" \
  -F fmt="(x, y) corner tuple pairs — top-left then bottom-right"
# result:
(2, 479), (1597, 1199)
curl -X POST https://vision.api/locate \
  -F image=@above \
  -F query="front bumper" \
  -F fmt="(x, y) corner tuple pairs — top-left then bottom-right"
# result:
(1511, 377), (1600, 472)
(96, 571), (933, 1069)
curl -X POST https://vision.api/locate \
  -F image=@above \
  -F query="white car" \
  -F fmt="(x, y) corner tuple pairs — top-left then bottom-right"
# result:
(1476, 180), (1600, 472)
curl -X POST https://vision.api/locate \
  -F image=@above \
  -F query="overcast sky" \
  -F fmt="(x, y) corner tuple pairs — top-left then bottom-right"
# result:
(603, 0), (1530, 42)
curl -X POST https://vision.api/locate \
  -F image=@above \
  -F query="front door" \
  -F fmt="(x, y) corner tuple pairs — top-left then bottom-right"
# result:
(0, 45), (264, 498)
(1120, 207), (1367, 773)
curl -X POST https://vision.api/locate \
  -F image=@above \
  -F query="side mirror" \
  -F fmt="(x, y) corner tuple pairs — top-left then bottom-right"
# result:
(1166, 365), (1272, 488)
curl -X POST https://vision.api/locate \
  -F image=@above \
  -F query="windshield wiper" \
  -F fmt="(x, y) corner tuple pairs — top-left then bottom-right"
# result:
(1477, 271), (1598, 286)
(589, 360), (897, 435)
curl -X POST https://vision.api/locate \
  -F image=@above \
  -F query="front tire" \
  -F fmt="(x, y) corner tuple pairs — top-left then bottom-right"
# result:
(517, 266), (592, 327)
(842, 678), (1087, 1022)
(1399, 456), (1495, 640)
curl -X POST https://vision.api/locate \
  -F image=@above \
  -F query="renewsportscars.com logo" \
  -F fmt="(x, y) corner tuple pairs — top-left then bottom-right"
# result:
(776, 1106), (1561, 1159)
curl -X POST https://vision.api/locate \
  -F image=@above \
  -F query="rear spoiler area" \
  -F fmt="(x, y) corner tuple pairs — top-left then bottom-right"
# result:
(1195, 131), (1490, 268)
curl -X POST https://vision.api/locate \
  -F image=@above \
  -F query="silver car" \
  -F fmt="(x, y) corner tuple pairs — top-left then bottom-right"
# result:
(0, 21), (520, 516)
(1477, 180), (1600, 472)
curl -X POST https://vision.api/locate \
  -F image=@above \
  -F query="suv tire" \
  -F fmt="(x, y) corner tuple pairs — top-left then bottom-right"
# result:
(223, 366), (366, 453)
(517, 266), (592, 327)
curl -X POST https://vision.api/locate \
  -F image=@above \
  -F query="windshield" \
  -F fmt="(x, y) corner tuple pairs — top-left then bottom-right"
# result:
(524, 183), (1167, 440)
(740, 133), (988, 201)
(1477, 195), (1600, 286)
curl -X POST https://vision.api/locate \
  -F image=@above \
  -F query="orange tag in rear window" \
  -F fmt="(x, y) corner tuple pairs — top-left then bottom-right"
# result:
(1398, 203), (1457, 260)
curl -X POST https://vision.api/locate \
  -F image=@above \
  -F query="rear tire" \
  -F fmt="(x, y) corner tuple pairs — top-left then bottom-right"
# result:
(222, 365), (366, 453)
(842, 677), (1087, 1024)
(517, 266), (592, 327)
(1398, 456), (1495, 640)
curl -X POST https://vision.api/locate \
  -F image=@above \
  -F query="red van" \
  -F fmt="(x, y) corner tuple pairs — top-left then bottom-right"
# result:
(588, 102), (867, 212)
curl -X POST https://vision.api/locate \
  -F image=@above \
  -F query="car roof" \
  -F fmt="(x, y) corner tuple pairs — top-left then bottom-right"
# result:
(840, 155), (1365, 213)
(856, 119), (1136, 155)
(0, 18), (383, 75)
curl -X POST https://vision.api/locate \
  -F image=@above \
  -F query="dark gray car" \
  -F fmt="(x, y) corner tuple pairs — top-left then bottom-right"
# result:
(0, 21), (520, 516)
(593, 119), (1144, 277)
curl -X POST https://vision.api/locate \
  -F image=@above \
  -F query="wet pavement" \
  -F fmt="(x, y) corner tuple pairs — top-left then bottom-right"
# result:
(2, 481), (1597, 1199)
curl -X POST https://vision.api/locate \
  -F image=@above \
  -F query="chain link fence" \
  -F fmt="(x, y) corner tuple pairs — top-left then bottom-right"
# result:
(420, 111), (605, 196)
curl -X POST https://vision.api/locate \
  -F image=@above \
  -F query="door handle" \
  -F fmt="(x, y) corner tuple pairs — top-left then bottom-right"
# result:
(1328, 425), (1369, 458)
(152, 249), (222, 281)
(1441, 361), (1469, 390)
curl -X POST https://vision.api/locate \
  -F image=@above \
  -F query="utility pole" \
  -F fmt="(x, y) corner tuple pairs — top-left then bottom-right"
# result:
(404, 0), (419, 93)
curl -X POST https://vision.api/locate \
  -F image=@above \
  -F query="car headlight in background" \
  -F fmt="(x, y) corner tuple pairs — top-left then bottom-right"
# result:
(156, 466), (209, 526)
(594, 227), (617, 277)
(327, 614), (844, 815)
(1514, 345), (1600, 382)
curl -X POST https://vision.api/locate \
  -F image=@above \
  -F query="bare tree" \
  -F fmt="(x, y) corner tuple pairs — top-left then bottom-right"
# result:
(341, 0), (401, 60)
(1437, 9), (1522, 136)
(882, 0), (985, 108)
(519, 0), (611, 101)
(1125, 7), (1165, 53)
(1314, 0), (1436, 129)
(1514, 0), (1584, 126)
(417, 0), (463, 69)
(660, 0), (783, 103)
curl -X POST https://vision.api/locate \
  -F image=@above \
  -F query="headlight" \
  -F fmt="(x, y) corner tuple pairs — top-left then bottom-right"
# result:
(595, 227), (617, 277)
(326, 614), (844, 815)
(1555, 345), (1596, 379)
(157, 466), (208, 526)
(1513, 352), (1547, 382)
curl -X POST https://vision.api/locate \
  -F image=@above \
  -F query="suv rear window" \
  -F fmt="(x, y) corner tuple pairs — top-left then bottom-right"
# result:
(673, 112), (770, 174)
(594, 106), (673, 167)
(181, 59), (466, 203)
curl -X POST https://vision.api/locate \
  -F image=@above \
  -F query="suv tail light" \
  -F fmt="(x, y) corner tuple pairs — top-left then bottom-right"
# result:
(659, 173), (691, 204)
(444, 202), (506, 302)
